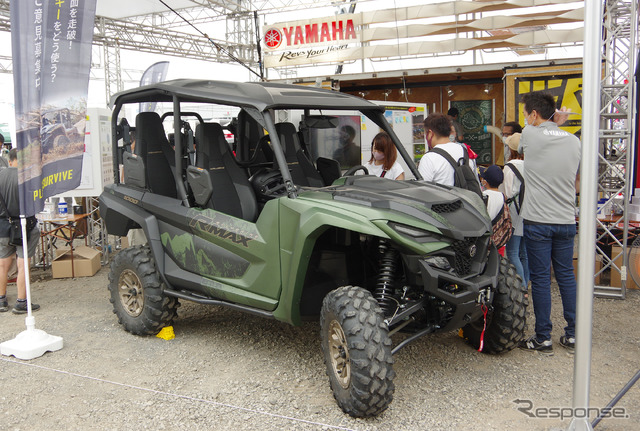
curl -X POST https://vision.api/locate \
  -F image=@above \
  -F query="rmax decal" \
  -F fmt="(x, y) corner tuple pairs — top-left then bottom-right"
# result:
(189, 214), (256, 247)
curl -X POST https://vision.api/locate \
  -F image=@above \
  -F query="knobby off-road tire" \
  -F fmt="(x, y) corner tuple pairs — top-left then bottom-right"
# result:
(320, 286), (395, 418)
(108, 246), (179, 335)
(461, 256), (527, 354)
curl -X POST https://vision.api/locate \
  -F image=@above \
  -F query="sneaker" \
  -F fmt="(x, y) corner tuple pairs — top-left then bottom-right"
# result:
(0, 299), (8, 312)
(519, 335), (553, 355)
(559, 335), (575, 354)
(12, 301), (40, 314)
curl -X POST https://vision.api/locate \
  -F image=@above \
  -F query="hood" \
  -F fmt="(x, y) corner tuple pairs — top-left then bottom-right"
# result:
(311, 176), (490, 241)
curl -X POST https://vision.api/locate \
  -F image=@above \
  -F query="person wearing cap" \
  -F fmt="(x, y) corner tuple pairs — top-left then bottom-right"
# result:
(480, 165), (507, 256)
(501, 133), (529, 291)
(517, 91), (580, 356)
(480, 165), (505, 219)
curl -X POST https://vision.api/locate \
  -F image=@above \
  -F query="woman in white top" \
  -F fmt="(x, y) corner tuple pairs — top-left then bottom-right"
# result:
(363, 132), (405, 180)
(501, 132), (529, 288)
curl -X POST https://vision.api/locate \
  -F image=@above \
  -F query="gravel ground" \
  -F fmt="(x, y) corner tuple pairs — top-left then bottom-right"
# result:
(0, 261), (639, 431)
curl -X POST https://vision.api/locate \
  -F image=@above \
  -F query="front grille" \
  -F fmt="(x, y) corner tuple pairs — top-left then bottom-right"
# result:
(431, 200), (462, 214)
(450, 237), (476, 276)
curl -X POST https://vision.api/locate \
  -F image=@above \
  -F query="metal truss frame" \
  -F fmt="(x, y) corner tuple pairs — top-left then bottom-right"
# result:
(103, 41), (123, 107)
(594, 0), (639, 299)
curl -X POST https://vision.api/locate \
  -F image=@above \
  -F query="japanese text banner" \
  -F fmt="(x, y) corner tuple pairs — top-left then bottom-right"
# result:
(11, 0), (97, 216)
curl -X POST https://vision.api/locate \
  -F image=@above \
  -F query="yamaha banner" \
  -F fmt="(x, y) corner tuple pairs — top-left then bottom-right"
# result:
(11, 0), (97, 216)
(139, 61), (170, 113)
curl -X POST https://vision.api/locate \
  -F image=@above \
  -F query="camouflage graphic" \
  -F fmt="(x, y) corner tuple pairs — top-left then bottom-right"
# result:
(160, 222), (250, 279)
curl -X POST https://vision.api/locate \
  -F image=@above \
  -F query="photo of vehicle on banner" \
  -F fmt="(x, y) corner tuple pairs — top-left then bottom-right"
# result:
(262, 14), (361, 68)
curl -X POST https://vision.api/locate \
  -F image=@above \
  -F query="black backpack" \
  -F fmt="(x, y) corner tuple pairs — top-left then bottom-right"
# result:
(504, 162), (525, 214)
(430, 147), (483, 198)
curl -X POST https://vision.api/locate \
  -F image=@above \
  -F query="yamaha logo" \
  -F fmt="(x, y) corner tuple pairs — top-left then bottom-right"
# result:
(264, 28), (283, 49)
(468, 244), (477, 258)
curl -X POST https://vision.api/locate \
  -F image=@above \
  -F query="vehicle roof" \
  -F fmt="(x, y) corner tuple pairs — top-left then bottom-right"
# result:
(110, 79), (384, 113)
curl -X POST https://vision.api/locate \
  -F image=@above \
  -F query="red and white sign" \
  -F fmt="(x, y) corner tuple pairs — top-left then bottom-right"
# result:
(263, 15), (360, 52)
(264, 28), (283, 49)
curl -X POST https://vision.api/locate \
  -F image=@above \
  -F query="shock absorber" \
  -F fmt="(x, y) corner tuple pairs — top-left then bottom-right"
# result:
(375, 241), (398, 315)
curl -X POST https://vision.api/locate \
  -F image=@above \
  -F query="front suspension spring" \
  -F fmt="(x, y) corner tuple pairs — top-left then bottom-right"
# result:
(374, 242), (398, 315)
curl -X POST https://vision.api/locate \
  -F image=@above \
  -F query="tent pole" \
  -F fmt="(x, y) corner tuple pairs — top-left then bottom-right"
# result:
(567, 0), (603, 430)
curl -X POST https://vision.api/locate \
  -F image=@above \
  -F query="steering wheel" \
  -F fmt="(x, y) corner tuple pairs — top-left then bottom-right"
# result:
(344, 165), (369, 176)
(250, 168), (288, 199)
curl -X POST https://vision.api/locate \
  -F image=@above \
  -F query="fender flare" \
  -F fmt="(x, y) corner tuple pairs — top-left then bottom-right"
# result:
(99, 191), (167, 277)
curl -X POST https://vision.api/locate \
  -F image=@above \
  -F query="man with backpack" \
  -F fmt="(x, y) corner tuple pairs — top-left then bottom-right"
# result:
(419, 113), (482, 198)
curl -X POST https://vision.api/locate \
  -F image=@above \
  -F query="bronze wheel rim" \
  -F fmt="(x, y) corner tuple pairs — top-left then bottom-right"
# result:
(328, 319), (350, 389)
(119, 269), (144, 317)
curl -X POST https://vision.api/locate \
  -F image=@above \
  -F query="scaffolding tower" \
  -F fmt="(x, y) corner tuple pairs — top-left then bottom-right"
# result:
(594, 0), (639, 299)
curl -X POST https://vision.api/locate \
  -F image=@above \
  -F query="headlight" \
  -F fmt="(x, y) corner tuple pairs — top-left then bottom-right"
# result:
(424, 256), (451, 271)
(389, 222), (438, 243)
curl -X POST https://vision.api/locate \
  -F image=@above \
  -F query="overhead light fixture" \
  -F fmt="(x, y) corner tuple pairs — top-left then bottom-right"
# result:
(358, 91), (369, 98)
(383, 89), (392, 100)
(483, 84), (493, 94)
(446, 86), (454, 97)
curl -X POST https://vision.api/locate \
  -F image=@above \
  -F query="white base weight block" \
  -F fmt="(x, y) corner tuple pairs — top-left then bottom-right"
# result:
(0, 317), (63, 360)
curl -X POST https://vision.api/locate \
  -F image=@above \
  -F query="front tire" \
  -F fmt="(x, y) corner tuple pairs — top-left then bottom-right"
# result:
(108, 246), (179, 335)
(320, 286), (395, 417)
(461, 257), (527, 354)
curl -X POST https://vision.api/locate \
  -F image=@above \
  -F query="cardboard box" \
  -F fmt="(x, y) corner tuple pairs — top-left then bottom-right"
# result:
(573, 254), (602, 284)
(608, 245), (638, 289)
(119, 236), (129, 249)
(52, 246), (101, 278)
(610, 245), (624, 287)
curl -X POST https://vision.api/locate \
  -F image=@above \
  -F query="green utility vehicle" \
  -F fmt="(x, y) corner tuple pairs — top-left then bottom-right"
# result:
(99, 80), (526, 418)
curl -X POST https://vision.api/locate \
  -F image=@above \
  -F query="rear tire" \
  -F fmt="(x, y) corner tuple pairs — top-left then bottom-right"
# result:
(320, 286), (395, 417)
(461, 257), (527, 354)
(108, 246), (179, 335)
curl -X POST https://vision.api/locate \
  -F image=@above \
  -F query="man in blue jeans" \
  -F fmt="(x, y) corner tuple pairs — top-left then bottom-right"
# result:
(517, 92), (581, 355)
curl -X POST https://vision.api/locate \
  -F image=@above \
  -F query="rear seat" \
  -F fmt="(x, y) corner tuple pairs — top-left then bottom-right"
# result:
(195, 122), (258, 221)
(135, 112), (177, 198)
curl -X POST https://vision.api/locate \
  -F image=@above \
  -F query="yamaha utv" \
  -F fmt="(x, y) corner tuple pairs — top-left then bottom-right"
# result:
(99, 79), (526, 418)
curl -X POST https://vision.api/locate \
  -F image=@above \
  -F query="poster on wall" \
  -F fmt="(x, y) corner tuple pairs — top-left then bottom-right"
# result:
(515, 74), (583, 137)
(452, 100), (493, 164)
(58, 108), (113, 198)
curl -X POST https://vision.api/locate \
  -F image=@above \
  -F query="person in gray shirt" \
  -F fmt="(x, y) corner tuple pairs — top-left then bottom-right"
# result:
(517, 91), (580, 355)
(0, 149), (41, 314)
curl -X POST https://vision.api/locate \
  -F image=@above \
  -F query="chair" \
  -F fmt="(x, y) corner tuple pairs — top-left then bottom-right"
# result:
(135, 112), (177, 198)
(195, 122), (258, 221)
(235, 109), (265, 163)
(316, 157), (342, 186)
(275, 122), (324, 187)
